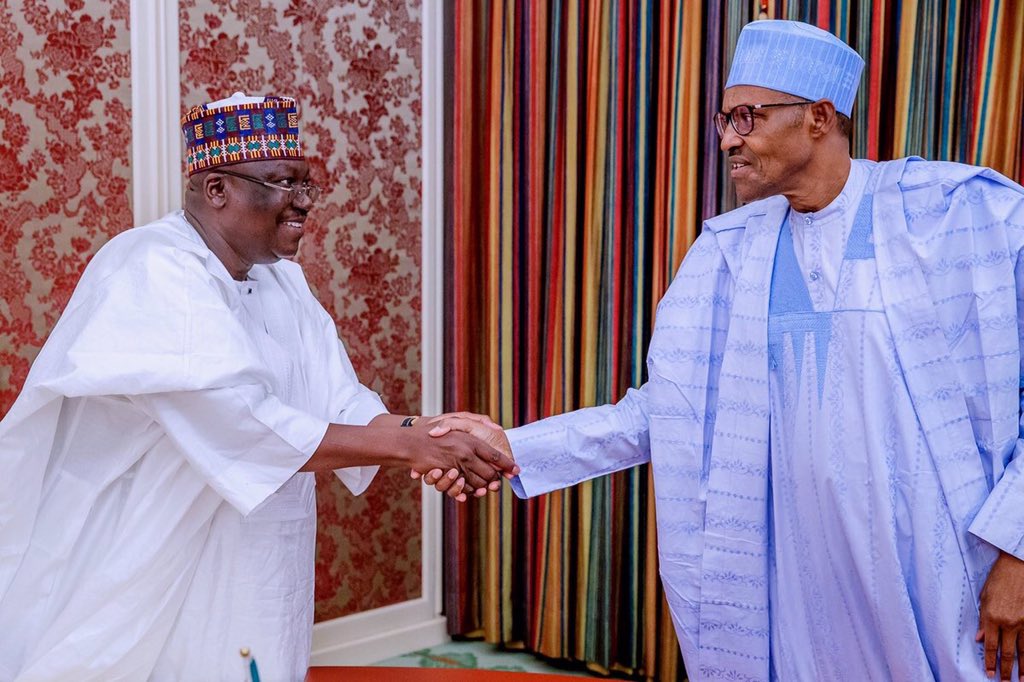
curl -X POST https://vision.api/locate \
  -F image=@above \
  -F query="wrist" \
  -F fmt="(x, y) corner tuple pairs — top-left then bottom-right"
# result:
(400, 415), (420, 428)
(390, 425), (420, 468)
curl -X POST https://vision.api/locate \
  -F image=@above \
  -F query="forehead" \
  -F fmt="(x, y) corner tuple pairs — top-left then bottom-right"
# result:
(224, 158), (310, 178)
(721, 85), (795, 110)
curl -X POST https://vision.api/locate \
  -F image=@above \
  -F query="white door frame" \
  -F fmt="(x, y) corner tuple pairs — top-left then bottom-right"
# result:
(310, 0), (448, 664)
(130, 0), (182, 224)
(129, 0), (447, 665)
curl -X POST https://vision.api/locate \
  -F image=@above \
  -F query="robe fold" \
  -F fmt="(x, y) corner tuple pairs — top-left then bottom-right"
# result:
(509, 158), (1024, 681)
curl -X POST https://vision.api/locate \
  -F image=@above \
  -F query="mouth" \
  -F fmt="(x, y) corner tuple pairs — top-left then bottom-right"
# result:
(729, 159), (750, 177)
(279, 218), (306, 232)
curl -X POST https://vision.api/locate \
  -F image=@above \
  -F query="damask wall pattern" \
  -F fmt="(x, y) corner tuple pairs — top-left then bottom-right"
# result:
(179, 0), (425, 620)
(0, 0), (133, 413)
(0, 0), (423, 623)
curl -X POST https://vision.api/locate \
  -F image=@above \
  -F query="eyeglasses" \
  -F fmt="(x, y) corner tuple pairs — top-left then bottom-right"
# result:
(714, 101), (810, 138)
(218, 168), (323, 204)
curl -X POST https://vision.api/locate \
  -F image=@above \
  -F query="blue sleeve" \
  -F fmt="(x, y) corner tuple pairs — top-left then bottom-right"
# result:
(507, 386), (651, 498)
(969, 241), (1024, 560)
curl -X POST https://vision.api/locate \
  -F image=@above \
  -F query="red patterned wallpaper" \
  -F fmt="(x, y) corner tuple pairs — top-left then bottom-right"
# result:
(179, 0), (424, 620)
(0, 0), (132, 413)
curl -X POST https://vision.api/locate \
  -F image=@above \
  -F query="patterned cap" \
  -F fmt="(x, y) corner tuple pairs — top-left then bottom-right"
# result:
(181, 92), (303, 175)
(726, 20), (864, 116)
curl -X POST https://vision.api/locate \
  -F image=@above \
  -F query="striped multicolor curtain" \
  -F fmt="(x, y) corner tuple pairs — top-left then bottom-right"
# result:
(444, 1), (1024, 680)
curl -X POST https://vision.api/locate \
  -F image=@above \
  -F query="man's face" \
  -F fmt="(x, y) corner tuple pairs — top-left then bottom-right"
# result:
(216, 158), (313, 265)
(719, 85), (814, 204)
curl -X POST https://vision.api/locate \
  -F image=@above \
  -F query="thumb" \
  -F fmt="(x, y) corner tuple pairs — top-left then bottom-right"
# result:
(434, 418), (494, 442)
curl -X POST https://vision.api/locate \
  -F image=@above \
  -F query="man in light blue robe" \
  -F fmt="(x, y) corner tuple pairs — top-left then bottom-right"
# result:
(433, 19), (1024, 682)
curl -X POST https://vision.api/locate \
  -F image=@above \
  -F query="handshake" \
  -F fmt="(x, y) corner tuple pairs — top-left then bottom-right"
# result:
(405, 412), (516, 503)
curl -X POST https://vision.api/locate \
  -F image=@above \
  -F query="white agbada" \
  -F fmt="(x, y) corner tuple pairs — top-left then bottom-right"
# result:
(0, 212), (386, 681)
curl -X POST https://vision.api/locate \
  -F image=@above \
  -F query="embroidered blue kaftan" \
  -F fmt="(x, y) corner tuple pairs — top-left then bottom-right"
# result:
(508, 158), (1024, 681)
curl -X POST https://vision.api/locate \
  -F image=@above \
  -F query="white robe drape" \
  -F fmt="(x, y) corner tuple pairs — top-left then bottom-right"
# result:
(0, 212), (386, 681)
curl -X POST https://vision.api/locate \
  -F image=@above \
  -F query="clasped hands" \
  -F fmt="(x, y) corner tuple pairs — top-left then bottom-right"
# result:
(407, 412), (515, 502)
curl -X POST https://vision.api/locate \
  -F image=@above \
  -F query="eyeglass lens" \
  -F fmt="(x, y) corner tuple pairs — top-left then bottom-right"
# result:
(296, 184), (321, 203)
(714, 105), (754, 138)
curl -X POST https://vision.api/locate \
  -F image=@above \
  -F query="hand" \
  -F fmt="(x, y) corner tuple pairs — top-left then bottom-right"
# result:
(400, 414), (516, 492)
(406, 413), (495, 500)
(977, 550), (1024, 680)
(399, 426), (514, 492)
(420, 412), (515, 497)
(410, 412), (514, 498)
(412, 466), (469, 503)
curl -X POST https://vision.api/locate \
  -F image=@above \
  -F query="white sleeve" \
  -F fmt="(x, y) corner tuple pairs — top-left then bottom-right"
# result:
(507, 386), (651, 498)
(330, 338), (389, 426)
(325, 339), (388, 495)
(134, 386), (329, 515)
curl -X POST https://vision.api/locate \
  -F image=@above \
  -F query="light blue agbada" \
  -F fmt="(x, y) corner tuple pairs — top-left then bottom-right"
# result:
(508, 158), (1024, 681)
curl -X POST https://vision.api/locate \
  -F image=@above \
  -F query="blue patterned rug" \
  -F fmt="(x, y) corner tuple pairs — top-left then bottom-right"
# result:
(374, 640), (604, 677)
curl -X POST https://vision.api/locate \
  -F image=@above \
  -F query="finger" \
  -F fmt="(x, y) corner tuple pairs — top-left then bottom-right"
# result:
(433, 470), (457, 493)
(432, 416), (508, 446)
(430, 412), (500, 428)
(432, 417), (490, 439)
(457, 412), (503, 430)
(428, 425), (451, 437)
(455, 491), (468, 503)
(422, 468), (445, 485)
(488, 479), (501, 491)
(482, 444), (518, 476)
(462, 449), (505, 487)
(1000, 628), (1015, 681)
(984, 621), (999, 679)
(410, 470), (421, 480)
(448, 430), (514, 476)
(446, 477), (466, 499)
(458, 457), (499, 490)
(436, 466), (460, 493)
(460, 469), (492, 490)
(1016, 631), (1023, 682)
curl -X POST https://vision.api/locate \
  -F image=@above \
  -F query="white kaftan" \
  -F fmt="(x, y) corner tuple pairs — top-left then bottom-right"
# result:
(0, 212), (385, 681)
(508, 159), (1024, 681)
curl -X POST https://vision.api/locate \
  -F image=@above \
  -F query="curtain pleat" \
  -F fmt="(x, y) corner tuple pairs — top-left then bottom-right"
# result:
(444, 2), (1024, 680)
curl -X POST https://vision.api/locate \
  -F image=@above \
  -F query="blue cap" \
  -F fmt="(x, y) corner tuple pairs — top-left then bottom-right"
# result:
(725, 20), (864, 116)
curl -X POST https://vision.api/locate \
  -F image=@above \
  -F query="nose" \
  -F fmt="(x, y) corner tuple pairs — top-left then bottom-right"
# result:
(292, 189), (314, 209)
(719, 124), (743, 153)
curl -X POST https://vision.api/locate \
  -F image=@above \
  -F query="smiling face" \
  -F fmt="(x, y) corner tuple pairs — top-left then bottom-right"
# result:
(214, 158), (313, 265)
(719, 85), (816, 204)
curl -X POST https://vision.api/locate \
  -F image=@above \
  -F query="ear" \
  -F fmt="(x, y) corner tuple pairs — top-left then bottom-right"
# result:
(807, 99), (838, 139)
(202, 172), (229, 209)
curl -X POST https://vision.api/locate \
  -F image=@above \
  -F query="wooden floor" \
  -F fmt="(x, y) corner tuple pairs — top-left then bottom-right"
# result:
(307, 668), (585, 681)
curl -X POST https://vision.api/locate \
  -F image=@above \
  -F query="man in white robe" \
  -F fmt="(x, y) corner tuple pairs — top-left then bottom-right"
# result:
(0, 93), (515, 681)
(435, 20), (1024, 682)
